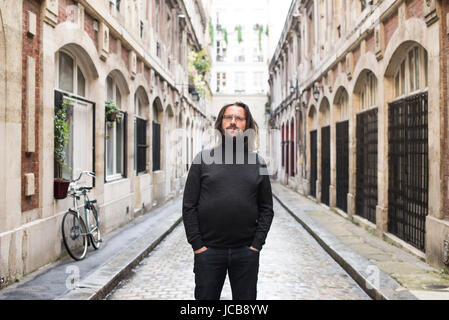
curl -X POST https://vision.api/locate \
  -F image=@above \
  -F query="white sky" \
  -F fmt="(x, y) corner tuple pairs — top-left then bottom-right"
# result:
(267, 0), (292, 59)
(209, 0), (292, 61)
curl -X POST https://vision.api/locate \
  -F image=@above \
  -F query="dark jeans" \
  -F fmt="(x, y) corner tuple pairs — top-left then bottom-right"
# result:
(193, 246), (260, 300)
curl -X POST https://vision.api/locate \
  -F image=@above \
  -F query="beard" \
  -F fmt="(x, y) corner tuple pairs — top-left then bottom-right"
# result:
(224, 125), (243, 138)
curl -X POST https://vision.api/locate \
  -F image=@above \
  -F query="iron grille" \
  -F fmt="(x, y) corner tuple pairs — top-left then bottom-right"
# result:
(388, 92), (428, 252)
(310, 130), (317, 198)
(356, 108), (378, 224)
(321, 126), (331, 206)
(336, 120), (349, 212)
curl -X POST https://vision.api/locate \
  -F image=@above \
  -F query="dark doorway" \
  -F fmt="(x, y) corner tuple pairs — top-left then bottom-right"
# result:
(356, 108), (378, 224)
(310, 130), (317, 198)
(321, 126), (330, 206)
(336, 120), (349, 212)
(388, 92), (428, 252)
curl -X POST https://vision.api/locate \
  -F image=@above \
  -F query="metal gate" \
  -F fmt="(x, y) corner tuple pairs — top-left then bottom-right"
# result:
(310, 130), (317, 198)
(356, 108), (378, 224)
(336, 120), (349, 212)
(321, 126), (330, 206)
(388, 92), (428, 251)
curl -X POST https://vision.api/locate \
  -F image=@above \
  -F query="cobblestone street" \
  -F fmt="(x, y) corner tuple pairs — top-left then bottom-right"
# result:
(106, 198), (370, 300)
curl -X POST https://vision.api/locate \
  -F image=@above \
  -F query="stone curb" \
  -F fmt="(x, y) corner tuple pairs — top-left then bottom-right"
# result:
(58, 213), (183, 300)
(272, 190), (418, 300)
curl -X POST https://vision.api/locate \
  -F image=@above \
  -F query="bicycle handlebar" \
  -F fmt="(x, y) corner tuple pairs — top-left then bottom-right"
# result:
(71, 171), (95, 183)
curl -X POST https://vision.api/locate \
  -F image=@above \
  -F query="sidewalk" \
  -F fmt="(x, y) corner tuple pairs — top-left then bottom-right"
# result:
(0, 196), (183, 300)
(272, 181), (449, 300)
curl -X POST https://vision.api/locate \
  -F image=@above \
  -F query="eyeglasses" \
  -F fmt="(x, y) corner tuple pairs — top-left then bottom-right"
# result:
(223, 115), (246, 123)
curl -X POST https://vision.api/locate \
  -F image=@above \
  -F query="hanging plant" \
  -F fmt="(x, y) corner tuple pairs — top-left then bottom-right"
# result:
(258, 25), (264, 51)
(105, 100), (121, 128)
(209, 18), (214, 45)
(193, 49), (212, 76)
(223, 28), (228, 46)
(265, 24), (269, 37)
(235, 25), (243, 43)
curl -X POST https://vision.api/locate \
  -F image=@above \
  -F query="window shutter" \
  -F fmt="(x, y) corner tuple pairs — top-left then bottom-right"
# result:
(136, 118), (147, 173)
(152, 121), (161, 171)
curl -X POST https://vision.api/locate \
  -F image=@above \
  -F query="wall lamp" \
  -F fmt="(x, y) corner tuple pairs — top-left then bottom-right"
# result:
(313, 84), (324, 102)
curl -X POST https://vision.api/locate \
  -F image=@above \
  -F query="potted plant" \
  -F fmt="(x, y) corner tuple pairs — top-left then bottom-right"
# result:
(105, 100), (120, 123)
(54, 92), (71, 199)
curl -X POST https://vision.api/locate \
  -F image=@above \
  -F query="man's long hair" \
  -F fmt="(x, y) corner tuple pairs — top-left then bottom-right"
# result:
(214, 101), (259, 152)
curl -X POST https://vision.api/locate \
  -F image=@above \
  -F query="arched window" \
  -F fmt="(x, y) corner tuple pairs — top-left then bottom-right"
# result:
(337, 90), (349, 120)
(360, 71), (377, 110)
(134, 90), (148, 174)
(394, 46), (428, 98)
(105, 75), (126, 181)
(56, 50), (93, 184)
(58, 50), (86, 97)
(152, 100), (162, 172)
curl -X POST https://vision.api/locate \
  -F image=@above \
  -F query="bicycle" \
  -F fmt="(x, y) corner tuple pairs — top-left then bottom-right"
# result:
(61, 171), (102, 261)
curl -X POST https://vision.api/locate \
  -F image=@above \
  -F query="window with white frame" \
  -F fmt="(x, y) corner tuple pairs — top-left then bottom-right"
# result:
(56, 51), (93, 185)
(216, 40), (227, 62)
(360, 71), (377, 110)
(253, 72), (264, 93)
(253, 46), (264, 63)
(105, 75), (126, 181)
(216, 72), (227, 93)
(394, 46), (428, 98)
(235, 45), (245, 62)
(234, 72), (246, 94)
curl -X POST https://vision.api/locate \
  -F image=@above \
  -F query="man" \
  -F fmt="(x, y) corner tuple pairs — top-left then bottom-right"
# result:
(182, 102), (274, 300)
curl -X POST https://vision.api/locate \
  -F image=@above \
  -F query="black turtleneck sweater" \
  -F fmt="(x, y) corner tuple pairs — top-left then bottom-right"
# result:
(182, 137), (274, 251)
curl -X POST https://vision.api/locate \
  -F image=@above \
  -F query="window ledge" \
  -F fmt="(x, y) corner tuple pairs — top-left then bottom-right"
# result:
(105, 175), (126, 184)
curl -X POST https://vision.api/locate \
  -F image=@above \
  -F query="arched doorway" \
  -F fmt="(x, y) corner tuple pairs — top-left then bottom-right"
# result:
(152, 97), (163, 172)
(386, 43), (429, 251)
(319, 99), (331, 206)
(334, 88), (349, 212)
(134, 86), (149, 175)
(308, 106), (317, 198)
(354, 70), (378, 224)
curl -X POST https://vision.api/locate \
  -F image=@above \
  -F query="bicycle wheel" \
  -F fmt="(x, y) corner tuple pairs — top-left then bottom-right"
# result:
(86, 205), (101, 250)
(62, 211), (88, 260)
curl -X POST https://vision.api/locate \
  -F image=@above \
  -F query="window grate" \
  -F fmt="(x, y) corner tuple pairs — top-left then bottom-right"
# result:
(388, 92), (428, 252)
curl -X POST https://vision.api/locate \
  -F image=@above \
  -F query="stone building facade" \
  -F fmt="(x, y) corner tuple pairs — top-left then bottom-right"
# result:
(209, 0), (271, 156)
(0, 0), (212, 286)
(268, 0), (449, 271)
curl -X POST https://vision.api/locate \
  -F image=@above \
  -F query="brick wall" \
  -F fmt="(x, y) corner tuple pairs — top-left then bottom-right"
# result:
(384, 13), (398, 50)
(121, 44), (129, 69)
(58, 0), (77, 24)
(406, 0), (424, 20)
(84, 12), (98, 51)
(21, 0), (41, 211)
(366, 32), (375, 54)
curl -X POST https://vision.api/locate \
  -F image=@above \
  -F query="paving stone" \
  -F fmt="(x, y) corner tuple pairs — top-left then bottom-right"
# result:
(106, 199), (370, 300)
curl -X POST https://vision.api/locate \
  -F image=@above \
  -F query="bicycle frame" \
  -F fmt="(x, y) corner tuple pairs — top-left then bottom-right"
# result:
(68, 171), (97, 237)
